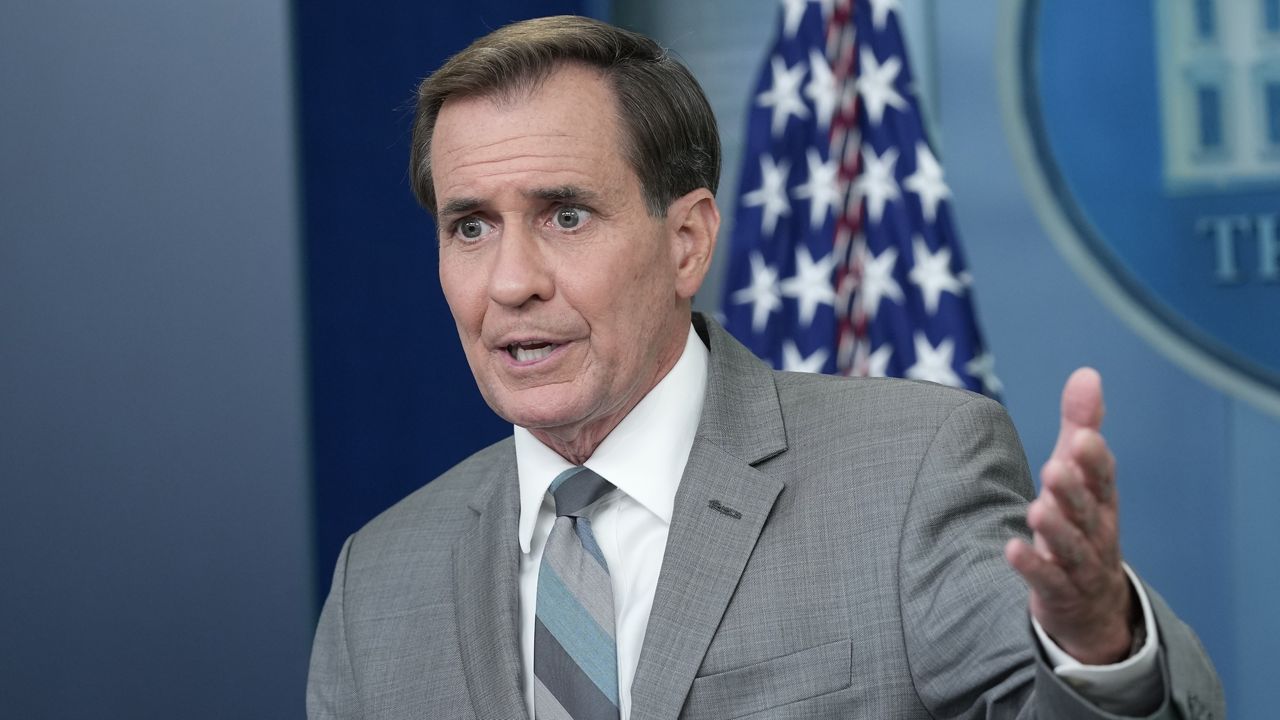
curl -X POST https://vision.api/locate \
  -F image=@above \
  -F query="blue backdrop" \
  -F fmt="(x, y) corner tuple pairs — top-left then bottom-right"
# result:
(294, 0), (595, 603)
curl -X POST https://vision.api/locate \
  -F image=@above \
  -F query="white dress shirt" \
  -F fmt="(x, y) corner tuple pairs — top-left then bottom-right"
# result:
(514, 324), (1160, 719)
(515, 327), (707, 720)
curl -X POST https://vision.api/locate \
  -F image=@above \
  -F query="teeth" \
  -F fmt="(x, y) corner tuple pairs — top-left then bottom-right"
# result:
(508, 343), (557, 362)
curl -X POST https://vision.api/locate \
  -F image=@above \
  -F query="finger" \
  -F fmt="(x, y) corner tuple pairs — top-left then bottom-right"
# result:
(1051, 368), (1105, 462)
(1042, 459), (1120, 566)
(1068, 428), (1117, 506)
(1042, 458), (1099, 535)
(1005, 537), (1074, 601)
(1027, 493), (1103, 579)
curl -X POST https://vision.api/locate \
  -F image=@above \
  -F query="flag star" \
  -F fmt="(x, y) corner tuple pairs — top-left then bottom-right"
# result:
(731, 252), (782, 332)
(792, 148), (840, 229)
(782, 341), (829, 373)
(781, 0), (836, 38)
(856, 49), (907, 126)
(857, 244), (903, 319)
(757, 55), (809, 138)
(965, 352), (1004, 396)
(852, 145), (900, 225)
(741, 154), (792, 236)
(867, 0), (901, 30)
(867, 343), (893, 377)
(780, 245), (836, 326)
(804, 48), (838, 129)
(779, 0), (810, 38)
(908, 235), (963, 314)
(906, 333), (962, 387)
(903, 142), (951, 223)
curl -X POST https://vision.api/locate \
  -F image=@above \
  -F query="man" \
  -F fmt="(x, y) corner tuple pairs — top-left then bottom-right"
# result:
(308, 15), (1222, 719)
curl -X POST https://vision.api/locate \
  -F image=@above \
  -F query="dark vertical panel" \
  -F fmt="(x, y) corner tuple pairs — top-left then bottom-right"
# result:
(294, 1), (591, 607)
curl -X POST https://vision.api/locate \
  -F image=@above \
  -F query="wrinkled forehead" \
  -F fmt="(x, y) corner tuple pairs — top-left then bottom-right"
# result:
(430, 64), (632, 193)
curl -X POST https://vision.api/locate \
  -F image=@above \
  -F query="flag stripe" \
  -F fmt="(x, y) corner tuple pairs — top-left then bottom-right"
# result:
(720, 0), (1000, 400)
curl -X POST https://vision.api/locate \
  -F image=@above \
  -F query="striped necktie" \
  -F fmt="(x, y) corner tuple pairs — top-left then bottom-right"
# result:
(534, 466), (620, 720)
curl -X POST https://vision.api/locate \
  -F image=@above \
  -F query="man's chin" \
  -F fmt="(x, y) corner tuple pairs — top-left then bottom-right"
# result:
(487, 396), (586, 434)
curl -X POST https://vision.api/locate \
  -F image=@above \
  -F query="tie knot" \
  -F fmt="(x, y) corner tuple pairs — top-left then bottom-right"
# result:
(549, 466), (614, 518)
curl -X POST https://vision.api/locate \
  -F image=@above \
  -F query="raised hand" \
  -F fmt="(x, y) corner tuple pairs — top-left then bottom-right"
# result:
(1005, 368), (1135, 665)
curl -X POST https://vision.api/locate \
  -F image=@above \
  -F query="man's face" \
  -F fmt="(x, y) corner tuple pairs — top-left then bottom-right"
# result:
(431, 64), (703, 452)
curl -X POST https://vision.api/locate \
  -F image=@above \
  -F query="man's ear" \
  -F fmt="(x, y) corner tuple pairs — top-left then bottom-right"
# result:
(666, 188), (720, 300)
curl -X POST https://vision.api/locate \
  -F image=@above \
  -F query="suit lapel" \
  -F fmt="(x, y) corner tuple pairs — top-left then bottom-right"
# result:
(452, 452), (530, 720)
(628, 316), (788, 720)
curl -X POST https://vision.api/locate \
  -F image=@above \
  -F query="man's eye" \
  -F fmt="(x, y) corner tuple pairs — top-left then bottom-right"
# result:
(552, 207), (591, 230)
(455, 217), (492, 240)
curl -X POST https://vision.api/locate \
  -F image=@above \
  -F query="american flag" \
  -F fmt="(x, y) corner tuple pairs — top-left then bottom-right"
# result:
(719, 0), (1001, 399)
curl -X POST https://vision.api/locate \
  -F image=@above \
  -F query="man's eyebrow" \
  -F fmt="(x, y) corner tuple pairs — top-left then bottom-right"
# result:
(436, 186), (600, 219)
(528, 185), (601, 205)
(437, 197), (483, 220)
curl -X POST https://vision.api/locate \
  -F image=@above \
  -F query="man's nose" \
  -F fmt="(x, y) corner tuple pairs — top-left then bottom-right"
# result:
(488, 224), (554, 307)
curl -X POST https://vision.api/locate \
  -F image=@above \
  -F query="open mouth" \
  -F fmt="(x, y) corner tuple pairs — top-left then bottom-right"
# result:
(506, 341), (560, 362)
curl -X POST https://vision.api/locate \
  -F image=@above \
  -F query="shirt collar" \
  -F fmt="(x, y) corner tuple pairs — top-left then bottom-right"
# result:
(515, 324), (709, 553)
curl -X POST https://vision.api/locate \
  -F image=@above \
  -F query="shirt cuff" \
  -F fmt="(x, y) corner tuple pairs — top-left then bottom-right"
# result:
(1032, 563), (1163, 714)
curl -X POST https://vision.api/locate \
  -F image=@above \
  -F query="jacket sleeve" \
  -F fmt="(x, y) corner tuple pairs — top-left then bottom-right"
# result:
(307, 535), (362, 719)
(898, 394), (1224, 719)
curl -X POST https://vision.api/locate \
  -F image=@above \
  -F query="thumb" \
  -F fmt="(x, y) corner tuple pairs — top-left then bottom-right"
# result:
(1052, 367), (1105, 459)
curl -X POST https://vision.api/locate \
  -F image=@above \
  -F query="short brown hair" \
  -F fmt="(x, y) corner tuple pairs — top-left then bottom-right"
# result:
(409, 15), (720, 217)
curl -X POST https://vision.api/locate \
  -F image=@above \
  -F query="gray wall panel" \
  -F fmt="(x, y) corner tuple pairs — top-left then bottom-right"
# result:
(0, 1), (312, 716)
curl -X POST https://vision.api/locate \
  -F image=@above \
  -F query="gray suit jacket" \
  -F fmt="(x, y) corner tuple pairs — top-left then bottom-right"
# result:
(308, 315), (1223, 719)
